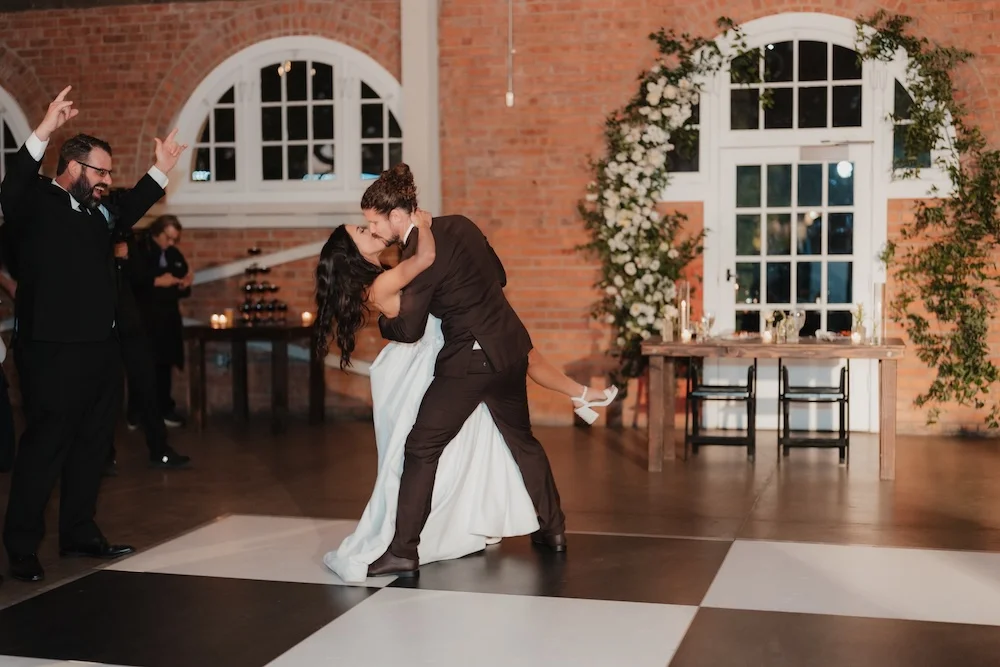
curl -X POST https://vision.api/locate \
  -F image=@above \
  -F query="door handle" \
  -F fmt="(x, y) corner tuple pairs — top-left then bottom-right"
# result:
(726, 268), (734, 282)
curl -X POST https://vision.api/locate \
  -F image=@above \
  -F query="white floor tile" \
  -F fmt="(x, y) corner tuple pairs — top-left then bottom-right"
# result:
(267, 588), (696, 667)
(703, 539), (1000, 625)
(107, 515), (395, 587)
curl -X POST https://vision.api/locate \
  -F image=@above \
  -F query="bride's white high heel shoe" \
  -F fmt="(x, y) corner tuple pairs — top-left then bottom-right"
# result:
(571, 386), (619, 425)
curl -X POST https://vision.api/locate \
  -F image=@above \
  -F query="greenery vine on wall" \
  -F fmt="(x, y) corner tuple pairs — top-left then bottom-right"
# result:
(580, 11), (1000, 427)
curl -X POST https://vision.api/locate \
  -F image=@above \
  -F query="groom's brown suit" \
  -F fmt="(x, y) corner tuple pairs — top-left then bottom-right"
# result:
(378, 215), (565, 561)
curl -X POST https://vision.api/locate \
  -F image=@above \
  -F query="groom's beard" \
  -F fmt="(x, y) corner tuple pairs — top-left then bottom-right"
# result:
(69, 174), (106, 210)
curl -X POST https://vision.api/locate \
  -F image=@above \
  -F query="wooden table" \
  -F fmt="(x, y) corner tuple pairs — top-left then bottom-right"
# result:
(184, 325), (325, 434)
(640, 336), (906, 479)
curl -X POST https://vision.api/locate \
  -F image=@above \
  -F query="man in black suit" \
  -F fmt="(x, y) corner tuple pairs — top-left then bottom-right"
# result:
(0, 86), (187, 582)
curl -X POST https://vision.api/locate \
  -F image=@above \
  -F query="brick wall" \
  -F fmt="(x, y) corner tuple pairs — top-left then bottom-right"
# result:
(1, 0), (999, 431)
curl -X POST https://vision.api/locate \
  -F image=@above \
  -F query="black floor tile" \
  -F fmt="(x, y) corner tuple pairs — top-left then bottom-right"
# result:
(670, 607), (1000, 667)
(389, 532), (731, 605)
(0, 570), (377, 667)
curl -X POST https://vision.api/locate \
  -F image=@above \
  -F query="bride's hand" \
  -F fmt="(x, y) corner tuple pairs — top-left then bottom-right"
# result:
(412, 208), (432, 228)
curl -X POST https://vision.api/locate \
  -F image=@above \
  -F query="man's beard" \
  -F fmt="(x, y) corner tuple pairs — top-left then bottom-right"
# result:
(69, 175), (106, 210)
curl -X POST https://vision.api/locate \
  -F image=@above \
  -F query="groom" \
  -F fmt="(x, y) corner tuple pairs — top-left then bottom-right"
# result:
(366, 210), (567, 577)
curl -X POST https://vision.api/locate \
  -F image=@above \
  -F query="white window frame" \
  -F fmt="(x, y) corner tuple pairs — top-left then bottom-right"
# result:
(661, 12), (953, 203)
(0, 86), (33, 219)
(166, 36), (402, 216)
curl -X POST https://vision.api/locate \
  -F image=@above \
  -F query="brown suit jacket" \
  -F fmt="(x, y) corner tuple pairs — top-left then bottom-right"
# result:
(378, 215), (532, 378)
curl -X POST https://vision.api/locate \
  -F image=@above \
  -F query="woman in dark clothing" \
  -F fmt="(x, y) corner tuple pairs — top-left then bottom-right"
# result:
(126, 215), (191, 427)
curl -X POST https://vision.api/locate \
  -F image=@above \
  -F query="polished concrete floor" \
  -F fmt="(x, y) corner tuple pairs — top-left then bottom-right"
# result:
(0, 418), (999, 664)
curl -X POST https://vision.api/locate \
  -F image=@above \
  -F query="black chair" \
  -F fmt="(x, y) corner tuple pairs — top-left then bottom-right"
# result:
(685, 360), (757, 461)
(777, 360), (850, 463)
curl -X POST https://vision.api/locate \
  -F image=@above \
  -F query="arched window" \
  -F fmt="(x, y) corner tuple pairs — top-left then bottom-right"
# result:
(0, 85), (32, 186)
(169, 37), (402, 207)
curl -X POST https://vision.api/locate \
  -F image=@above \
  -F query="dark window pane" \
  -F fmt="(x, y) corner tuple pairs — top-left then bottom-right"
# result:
(797, 164), (822, 207)
(689, 102), (700, 125)
(287, 144), (308, 179)
(736, 311), (761, 333)
(735, 262), (761, 304)
(730, 50), (761, 84)
(313, 105), (334, 141)
(766, 262), (791, 304)
(362, 143), (384, 179)
(827, 311), (852, 334)
(766, 164), (792, 207)
(736, 165), (761, 208)
(218, 86), (235, 104)
(388, 111), (402, 138)
(894, 80), (913, 120)
(766, 213), (792, 255)
(796, 212), (822, 255)
(287, 105), (308, 141)
(798, 87), (827, 128)
(214, 108), (235, 143)
(287, 61), (308, 101)
(197, 118), (210, 144)
(832, 45), (862, 80)
(828, 162), (854, 206)
(667, 130), (699, 172)
(764, 88), (793, 129)
(832, 85), (862, 127)
(361, 82), (380, 99)
(827, 262), (853, 303)
(802, 310), (822, 337)
(312, 63), (334, 101)
(214, 146), (236, 181)
(764, 41), (793, 83)
(893, 125), (932, 168)
(362, 103), (384, 139)
(798, 41), (828, 82)
(262, 145), (283, 180)
(388, 142), (403, 168)
(261, 107), (282, 142)
(309, 144), (335, 178)
(736, 214), (761, 256)
(191, 147), (210, 181)
(731, 89), (760, 130)
(796, 262), (821, 303)
(261, 65), (282, 103)
(828, 213), (854, 255)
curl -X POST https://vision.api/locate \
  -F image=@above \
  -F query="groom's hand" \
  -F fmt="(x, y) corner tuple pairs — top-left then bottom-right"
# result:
(414, 209), (432, 228)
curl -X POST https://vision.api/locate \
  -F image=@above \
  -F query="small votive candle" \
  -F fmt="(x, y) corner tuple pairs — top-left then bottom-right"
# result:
(301, 311), (314, 326)
(210, 314), (221, 329)
(851, 331), (863, 344)
(761, 330), (774, 344)
(680, 328), (692, 343)
(219, 314), (228, 329)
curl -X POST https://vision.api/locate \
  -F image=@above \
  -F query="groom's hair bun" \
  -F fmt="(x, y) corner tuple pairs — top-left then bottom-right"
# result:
(360, 162), (418, 215)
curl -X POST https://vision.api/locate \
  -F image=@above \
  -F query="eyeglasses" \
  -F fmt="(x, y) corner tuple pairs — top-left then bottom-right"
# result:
(76, 160), (113, 178)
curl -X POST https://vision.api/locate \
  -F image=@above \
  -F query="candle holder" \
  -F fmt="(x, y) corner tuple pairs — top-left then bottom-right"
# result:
(676, 280), (691, 342)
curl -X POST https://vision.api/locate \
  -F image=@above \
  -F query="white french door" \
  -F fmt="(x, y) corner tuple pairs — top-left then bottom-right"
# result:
(701, 144), (878, 432)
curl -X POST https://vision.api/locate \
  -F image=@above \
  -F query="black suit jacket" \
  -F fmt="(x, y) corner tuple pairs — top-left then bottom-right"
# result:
(0, 143), (165, 343)
(378, 215), (532, 378)
(127, 234), (190, 368)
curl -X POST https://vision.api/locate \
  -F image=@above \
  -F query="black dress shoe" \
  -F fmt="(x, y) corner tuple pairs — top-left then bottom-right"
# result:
(60, 539), (134, 560)
(531, 530), (568, 552)
(149, 448), (191, 469)
(9, 554), (44, 582)
(366, 551), (419, 578)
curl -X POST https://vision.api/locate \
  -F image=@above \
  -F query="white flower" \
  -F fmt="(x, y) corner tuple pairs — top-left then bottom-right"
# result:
(667, 248), (680, 259)
(650, 259), (661, 272)
(605, 314), (616, 324)
(624, 262), (637, 276)
(605, 285), (618, 296)
(613, 275), (625, 288)
(585, 193), (598, 202)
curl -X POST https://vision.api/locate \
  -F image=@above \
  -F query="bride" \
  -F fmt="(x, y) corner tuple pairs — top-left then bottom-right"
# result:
(313, 164), (617, 582)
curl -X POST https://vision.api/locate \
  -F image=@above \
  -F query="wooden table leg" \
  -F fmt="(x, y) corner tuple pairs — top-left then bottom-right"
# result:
(648, 356), (664, 472)
(188, 338), (206, 431)
(271, 338), (289, 434)
(879, 358), (898, 480)
(666, 358), (681, 460)
(308, 335), (325, 425)
(231, 339), (249, 423)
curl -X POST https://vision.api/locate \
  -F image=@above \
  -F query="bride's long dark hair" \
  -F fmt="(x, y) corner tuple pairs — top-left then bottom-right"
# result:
(314, 163), (419, 368)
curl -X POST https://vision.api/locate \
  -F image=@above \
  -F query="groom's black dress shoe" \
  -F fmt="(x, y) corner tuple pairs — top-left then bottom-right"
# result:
(60, 538), (134, 560)
(367, 551), (419, 578)
(9, 554), (44, 582)
(531, 530), (567, 552)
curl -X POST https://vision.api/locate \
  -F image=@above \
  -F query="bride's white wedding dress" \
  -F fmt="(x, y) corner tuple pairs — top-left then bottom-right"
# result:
(323, 315), (540, 583)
